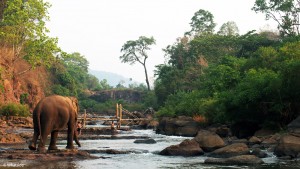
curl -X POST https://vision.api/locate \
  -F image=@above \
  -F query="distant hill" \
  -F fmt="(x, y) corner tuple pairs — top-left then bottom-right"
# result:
(88, 69), (142, 87)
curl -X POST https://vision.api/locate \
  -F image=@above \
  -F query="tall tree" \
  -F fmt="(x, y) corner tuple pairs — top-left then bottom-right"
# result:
(218, 21), (239, 36)
(120, 36), (156, 91)
(186, 9), (216, 36)
(252, 0), (300, 36)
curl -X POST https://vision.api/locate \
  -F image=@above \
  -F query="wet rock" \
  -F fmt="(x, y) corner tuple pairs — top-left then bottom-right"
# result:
(134, 139), (156, 144)
(193, 130), (225, 152)
(85, 149), (148, 154)
(248, 136), (262, 145)
(261, 134), (279, 145)
(0, 149), (100, 161)
(250, 148), (268, 158)
(254, 129), (276, 137)
(159, 139), (204, 156)
(208, 143), (249, 158)
(274, 134), (300, 158)
(231, 138), (248, 144)
(146, 120), (159, 129)
(204, 155), (264, 165)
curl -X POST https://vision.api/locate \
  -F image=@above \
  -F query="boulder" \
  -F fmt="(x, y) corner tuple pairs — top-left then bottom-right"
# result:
(175, 125), (199, 137)
(261, 134), (280, 145)
(193, 130), (225, 152)
(254, 129), (276, 137)
(274, 134), (300, 158)
(208, 143), (249, 158)
(250, 148), (268, 158)
(159, 139), (204, 156)
(156, 116), (200, 137)
(248, 136), (262, 145)
(204, 155), (264, 165)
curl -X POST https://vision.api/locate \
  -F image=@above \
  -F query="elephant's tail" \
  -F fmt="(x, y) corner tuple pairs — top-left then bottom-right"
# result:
(34, 104), (43, 146)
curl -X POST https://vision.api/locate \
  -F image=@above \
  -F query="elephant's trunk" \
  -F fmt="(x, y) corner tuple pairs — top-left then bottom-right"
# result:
(73, 126), (81, 147)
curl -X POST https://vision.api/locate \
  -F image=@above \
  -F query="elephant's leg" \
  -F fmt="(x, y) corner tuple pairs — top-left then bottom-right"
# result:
(38, 126), (50, 152)
(66, 127), (75, 149)
(48, 131), (59, 150)
(28, 131), (39, 150)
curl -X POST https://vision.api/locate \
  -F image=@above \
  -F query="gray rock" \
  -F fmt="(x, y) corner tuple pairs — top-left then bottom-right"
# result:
(251, 148), (268, 158)
(204, 155), (264, 165)
(134, 139), (156, 144)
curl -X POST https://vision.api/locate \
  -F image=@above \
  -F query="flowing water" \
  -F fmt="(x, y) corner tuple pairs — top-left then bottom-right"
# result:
(1, 127), (300, 169)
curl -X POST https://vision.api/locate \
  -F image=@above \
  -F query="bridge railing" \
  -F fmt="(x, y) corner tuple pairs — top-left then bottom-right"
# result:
(78, 104), (148, 129)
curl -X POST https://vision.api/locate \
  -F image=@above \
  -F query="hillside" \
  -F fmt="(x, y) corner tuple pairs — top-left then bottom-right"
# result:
(88, 69), (143, 87)
(0, 48), (50, 110)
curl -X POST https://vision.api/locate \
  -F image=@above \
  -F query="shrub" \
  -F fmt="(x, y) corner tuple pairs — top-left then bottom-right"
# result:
(0, 103), (31, 117)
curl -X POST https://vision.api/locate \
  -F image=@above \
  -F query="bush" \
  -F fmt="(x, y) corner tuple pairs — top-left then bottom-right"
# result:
(0, 103), (31, 117)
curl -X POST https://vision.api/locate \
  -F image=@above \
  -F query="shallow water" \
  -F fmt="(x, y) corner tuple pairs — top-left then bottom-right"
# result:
(1, 129), (300, 169)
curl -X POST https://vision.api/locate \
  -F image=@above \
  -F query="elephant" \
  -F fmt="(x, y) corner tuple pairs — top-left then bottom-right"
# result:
(28, 95), (81, 152)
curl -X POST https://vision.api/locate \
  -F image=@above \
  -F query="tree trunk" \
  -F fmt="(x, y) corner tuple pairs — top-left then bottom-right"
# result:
(143, 64), (150, 91)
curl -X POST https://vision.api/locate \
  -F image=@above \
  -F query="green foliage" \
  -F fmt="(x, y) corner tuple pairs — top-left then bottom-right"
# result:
(142, 91), (159, 110)
(187, 9), (216, 36)
(20, 93), (29, 104)
(155, 7), (300, 130)
(98, 79), (112, 90)
(217, 21), (239, 36)
(0, 103), (30, 117)
(51, 84), (70, 96)
(0, 0), (59, 69)
(252, 0), (300, 36)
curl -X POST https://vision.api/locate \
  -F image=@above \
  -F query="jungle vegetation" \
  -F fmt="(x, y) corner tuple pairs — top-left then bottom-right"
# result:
(0, 0), (299, 131)
(154, 0), (300, 130)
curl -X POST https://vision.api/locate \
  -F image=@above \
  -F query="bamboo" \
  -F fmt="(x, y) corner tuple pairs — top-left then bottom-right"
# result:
(116, 103), (119, 119)
(83, 109), (87, 127)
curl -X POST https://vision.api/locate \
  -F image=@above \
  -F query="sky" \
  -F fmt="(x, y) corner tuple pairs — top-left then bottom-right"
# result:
(46, 0), (277, 86)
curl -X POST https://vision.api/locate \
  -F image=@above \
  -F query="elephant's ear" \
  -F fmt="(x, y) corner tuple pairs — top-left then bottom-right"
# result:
(69, 97), (79, 115)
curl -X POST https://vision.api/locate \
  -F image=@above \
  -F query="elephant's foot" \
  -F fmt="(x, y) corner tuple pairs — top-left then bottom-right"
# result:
(48, 145), (58, 150)
(66, 145), (75, 149)
(28, 142), (36, 151)
(37, 146), (46, 153)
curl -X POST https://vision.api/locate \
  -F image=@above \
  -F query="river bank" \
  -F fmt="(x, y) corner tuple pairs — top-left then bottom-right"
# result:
(1, 116), (300, 169)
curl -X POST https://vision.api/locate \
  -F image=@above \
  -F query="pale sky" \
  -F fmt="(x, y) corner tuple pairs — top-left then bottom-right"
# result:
(46, 0), (277, 85)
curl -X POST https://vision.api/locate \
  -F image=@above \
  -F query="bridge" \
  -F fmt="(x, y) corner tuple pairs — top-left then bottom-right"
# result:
(78, 104), (149, 129)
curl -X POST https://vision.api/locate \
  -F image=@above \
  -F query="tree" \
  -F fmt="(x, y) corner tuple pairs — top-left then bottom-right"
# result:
(218, 21), (239, 36)
(99, 79), (112, 90)
(186, 9), (216, 36)
(120, 36), (156, 91)
(0, 0), (58, 76)
(252, 0), (300, 36)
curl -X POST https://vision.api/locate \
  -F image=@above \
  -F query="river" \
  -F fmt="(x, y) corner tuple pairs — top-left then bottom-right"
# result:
(1, 127), (300, 169)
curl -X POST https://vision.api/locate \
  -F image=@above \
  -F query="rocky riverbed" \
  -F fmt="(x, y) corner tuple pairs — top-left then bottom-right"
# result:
(1, 115), (300, 168)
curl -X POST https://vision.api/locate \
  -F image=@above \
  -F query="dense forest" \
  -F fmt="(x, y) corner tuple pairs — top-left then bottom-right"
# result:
(0, 0), (300, 132)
